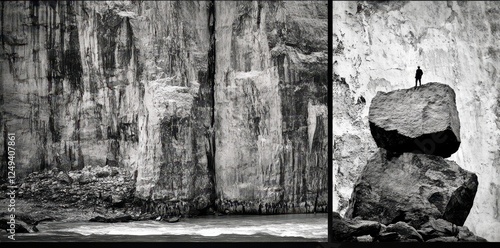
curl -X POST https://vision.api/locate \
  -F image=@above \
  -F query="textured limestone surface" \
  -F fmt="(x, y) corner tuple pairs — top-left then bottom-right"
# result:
(214, 1), (328, 212)
(346, 148), (478, 229)
(0, 0), (215, 213)
(369, 82), (461, 158)
(0, 1), (327, 214)
(333, 1), (500, 240)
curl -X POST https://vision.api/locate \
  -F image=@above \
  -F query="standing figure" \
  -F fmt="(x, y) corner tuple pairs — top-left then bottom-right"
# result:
(415, 66), (423, 87)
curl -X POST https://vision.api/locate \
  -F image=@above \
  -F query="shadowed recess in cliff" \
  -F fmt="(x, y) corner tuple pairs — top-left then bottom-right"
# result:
(206, 0), (217, 210)
(97, 9), (136, 86)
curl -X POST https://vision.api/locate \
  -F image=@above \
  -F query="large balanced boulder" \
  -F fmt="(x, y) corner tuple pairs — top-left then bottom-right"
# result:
(345, 149), (477, 229)
(369, 82), (460, 158)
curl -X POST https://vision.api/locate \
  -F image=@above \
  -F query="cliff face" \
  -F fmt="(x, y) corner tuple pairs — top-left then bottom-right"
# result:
(333, 1), (500, 241)
(214, 1), (328, 211)
(0, 1), (327, 213)
(0, 1), (215, 208)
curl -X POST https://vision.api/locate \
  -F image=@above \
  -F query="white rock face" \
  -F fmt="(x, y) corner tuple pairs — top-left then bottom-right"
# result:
(333, 1), (500, 241)
(0, 1), (216, 204)
(213, 1), (328, 210)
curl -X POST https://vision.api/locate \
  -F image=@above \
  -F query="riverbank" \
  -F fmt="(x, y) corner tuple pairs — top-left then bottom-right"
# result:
(0, 204), (327, 242)
(0, 165), (327, 238)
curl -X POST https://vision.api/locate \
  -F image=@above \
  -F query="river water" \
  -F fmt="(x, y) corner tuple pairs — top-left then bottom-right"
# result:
(1, 213), (327, 242)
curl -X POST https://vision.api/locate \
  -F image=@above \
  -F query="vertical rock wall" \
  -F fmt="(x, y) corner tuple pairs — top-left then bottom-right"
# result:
(333, 1), (500, 241)
(0, 1), (215, 209)
(1, 1), (327, 214)
(214, 1), (327, 212)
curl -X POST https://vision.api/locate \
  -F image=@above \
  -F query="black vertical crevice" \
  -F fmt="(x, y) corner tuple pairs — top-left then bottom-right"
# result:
(278, 153), (285, 203)
(205, 0), (217, 210)
(301, 147), (308, 212)
(1, 1), (4, 49)
(0, 2), (4, 181)
(314, 187), (320, 213)
(47, 2), (61, 143)
(256, 1), (262, 28)
(208, 1), (216, 128)
(64, 0), (84, 96)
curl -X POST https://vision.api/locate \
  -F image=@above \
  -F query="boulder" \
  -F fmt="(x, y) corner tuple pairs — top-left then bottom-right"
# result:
(111, 168), (119, 177)
(89, 215), (132, 223)
(194, 195), (209, 210)
(457, 226), (488, 242)
(133, 213), (156, 221)
(166, 216), (180, 223)
(376, 232), (401, 242)
(345, 149), (477, 229)
(386, 222), (424, 242)
(0, 217), (37, 233)
(426, 218), (459, 236)
(0, 213), (50, 233)
(418, 227), (446, 241)
(78, 173), (93, 184)
(96, 171), (110, 178)
(369, 83), (460, 158)
(427, 236), (458, 242)
(56, 171), (73, 185)
(111, 194), (125, 207)
(331, 212), (381, 242)
(417, 218), (456, 241)
(355, 235), (373, 242)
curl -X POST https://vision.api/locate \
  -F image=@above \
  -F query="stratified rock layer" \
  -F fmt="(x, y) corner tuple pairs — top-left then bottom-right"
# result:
(369, 83), (460, 158)
(346, 149), (478, 229)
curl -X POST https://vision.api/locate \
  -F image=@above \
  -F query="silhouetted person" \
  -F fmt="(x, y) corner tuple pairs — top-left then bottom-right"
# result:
(415, 66), (423, 87)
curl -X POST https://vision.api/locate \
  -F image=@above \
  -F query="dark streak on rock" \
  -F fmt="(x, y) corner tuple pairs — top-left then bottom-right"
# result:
(206, 0), (217, 209)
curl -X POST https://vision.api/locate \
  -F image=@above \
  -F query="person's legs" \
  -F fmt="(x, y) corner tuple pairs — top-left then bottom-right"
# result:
(418, 78), (422, 86)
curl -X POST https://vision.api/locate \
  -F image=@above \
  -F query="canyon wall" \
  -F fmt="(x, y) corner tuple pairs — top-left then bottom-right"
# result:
(0, 1), (327, 213)
(214, 1), (328, 211)
(333, 1), (500, 241)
